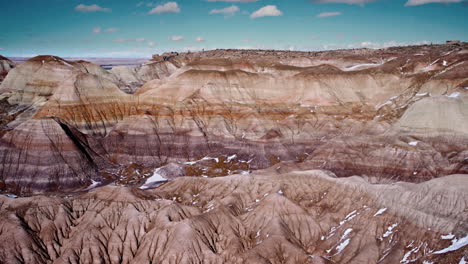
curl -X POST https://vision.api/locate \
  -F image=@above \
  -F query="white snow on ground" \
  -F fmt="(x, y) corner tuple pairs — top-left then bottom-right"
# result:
(443, 60), (447, 66)
(184, 156), (220, 165)
(408, 141), (418, 146)
(401, 242), (424, 263)
(376, 100), (393, 109)
(335, 239), (350, 254)
(326, 229), (352, 254)
(423, 261), (433, 264)
(85, 180), (101, 190)
(374, 208), (387, 216)
(340, 210), (357, 225)
(441, 233), (455, 240)
(416, 93), (429, 96)
(459, 257), (466, 264)
(226, 154), (237, 162)
(345, 63), (382, 71)
(447, 92), (460, 98)
(343, 228), (353, 238)
(383, 223), (398, 238)
(434, 235), (468, 254)
(428, 59), (440, 67)
(139, 168), (167, 190)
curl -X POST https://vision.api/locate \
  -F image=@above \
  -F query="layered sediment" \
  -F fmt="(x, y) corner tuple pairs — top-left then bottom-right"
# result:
(0, 44), (467, 263)
(0, 44), (466, 193)
(0, 168), (466, 263)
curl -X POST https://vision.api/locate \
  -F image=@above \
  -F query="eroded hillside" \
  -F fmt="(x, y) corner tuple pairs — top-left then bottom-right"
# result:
(0, 167), (467, 264)
(0, 44), (467, 263)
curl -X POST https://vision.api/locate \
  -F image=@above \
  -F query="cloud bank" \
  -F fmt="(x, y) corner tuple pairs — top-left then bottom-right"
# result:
(207, 0), (257, 2)
(169, 36), (184, 41)
(405, 0), (463, 6)
(250, 5), (283, 18)
(209, 5), (240, 15)
(75, 4), (111, 12)
(317, 12), (342, 17)
(311, 0), (377, 6)
(149, 2), (180, 14)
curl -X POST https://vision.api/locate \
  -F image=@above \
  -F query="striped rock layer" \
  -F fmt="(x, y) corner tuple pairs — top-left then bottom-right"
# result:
(0, 44), (467, 193)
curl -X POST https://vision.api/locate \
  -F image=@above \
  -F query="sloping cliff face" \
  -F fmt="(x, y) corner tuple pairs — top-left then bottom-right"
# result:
(0, 45), (467, 263)
(0, 44), (467, 193)
(0, 168), (466, 263)
(0, 56), (15, 83)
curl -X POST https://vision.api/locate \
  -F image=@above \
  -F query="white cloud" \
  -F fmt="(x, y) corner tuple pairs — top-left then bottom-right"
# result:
(195, 37), (206, 42)
(169, 35), (184, 41)
(317, 12), (342, 17)
(148, 2), (180, 14)
(93, 27), (101, 34)
(0, 48), (3, 51)
(311, 0), (377, 6)
(148, 41), (157, 46)
(352, 40), (432, 49)
(206, 0), (257, 2)
(250, 5), (283, 18)
(104, 28), (119, 33)
(209, 5), (240, 15)
(113, 38), (147, 43)
(75, 4), (111, 12)
(404, 0), (463, 6)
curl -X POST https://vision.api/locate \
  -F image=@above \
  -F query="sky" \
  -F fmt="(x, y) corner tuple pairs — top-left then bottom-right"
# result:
(0, 0), (467, 58)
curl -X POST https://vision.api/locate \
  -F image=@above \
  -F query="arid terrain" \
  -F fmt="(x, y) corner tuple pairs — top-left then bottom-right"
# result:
(0, 44), (467, 263)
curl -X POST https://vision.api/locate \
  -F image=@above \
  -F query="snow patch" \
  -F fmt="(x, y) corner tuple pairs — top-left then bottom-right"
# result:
(340, 210), (357, 225)
(459, 257), (466, 264)
(85, 180), (101, 190)
(447, 92), (460, 98)
(374, 208), (387, 216)
(139, 168), (167, 190)
(441, 233), (455, 240)
(345, 63), (382, 71)
(383, 223), (398, 238)
(434, 234), (468, 254)
(443, 60), (447, 66)
(401, 242), (423, 263)
(408, 141), (418, 146)
(335, 238), (350, 254)
(226, 154), (237, 162)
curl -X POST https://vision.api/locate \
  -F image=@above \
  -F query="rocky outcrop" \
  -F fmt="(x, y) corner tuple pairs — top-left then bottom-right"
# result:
(0, 44), (467, 193)
(0, 168), (466, 263)
(0, 44), (467, 263)
(109, 60), (180, 93)
(0, 55), (15, 84)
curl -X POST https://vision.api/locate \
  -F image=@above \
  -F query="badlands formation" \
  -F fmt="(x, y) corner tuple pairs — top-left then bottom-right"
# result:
(0, 44), (467, 263)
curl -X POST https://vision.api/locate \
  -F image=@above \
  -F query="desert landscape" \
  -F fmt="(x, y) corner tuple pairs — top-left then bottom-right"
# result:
(0, 43), (467, 263)
(1, 0), (467, 263)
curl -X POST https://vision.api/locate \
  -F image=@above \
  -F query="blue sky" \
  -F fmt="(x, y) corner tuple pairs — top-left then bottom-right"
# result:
(0, 0), (467, 57)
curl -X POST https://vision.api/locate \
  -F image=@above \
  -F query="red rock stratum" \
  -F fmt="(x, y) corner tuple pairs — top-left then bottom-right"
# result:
(0, 44), (467, 263)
